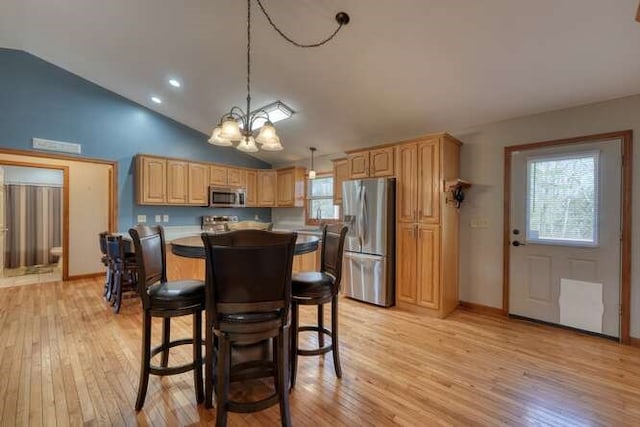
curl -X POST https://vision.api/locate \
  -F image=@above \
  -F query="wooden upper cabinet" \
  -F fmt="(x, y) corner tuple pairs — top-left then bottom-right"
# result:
(347, 147), (394, 179)
(167, 160), (188, 204)
(227, 168), (247, 188)
(347, 152), (369, 179)
(396, 143), (417, 223)
(137, 155), (166, 204)
(370, 147), (394, 177)
(257, 170), (277, 207)
(246, 170), (257, 206)
(332, 158), (349, 205)
(188, 163), (209, 206)
(417, 139), (440, 223)
(276, 167), (305, 207)
(209, 165), (228, 186)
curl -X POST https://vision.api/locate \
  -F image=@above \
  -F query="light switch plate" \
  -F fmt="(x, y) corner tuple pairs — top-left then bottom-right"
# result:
(137, 214), (147, 223)
(470, 218), (489, 228)
(163, 214), (169, 223)
(155, 215), (161, 222)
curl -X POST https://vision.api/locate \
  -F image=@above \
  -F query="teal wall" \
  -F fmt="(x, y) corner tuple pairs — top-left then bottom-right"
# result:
(0, 48), (272, 228)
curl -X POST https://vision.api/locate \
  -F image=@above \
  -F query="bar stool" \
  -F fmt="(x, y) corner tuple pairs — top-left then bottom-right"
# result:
(104, 235), (138, 313)
(99, 232), (112, 300)
(201, 230), (297, 427)
(129, 225), (205, 411)
(290, 224), (348, 388)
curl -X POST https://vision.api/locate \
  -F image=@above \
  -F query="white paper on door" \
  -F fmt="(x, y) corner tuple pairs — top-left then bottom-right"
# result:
(558, 278), (604, 333)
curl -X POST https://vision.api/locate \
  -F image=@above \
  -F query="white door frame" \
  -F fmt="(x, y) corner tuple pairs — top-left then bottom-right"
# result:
(503, 130), (633, 344)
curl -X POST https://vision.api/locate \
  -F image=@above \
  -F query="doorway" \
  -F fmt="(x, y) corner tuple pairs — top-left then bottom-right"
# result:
(503, 130), (632, 343)
(0, 164), (67, 287)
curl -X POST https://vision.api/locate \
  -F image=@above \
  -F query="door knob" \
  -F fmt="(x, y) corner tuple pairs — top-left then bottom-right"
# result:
(512, 241), (526, 247)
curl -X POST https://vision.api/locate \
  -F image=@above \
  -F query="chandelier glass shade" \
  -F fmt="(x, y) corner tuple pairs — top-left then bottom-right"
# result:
(207, 0), (350, 153)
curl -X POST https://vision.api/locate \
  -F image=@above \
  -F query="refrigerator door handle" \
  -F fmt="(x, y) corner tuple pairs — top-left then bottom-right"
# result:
(360, 185), (368, 244)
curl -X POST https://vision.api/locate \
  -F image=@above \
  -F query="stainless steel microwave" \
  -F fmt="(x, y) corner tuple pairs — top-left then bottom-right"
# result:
(209, 187), (246, 208)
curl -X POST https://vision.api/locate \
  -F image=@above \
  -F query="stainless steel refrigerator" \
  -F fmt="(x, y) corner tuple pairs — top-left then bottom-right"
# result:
(341, 177), (395, 307)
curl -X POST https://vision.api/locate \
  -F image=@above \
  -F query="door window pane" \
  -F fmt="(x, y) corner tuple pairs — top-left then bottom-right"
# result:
(526, 152), (599, 246)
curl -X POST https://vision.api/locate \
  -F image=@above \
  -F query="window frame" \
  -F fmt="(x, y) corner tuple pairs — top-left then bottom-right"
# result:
(525, 150), (600, 247)
(305, 171), (340, 226)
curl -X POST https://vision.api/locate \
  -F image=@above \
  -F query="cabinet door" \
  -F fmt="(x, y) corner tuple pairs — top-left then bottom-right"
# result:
(138, 156), (166, 204)
(167, 160), (188, 204)
(370, 147), (394, 177)
(332, 159), (349, 205)
(396, 222), (417, 304)
(396, 143), (417, 223)
(257, 170), (277, 207)
(276, 169), (295, 206)
(246, 170), (257, 206)
(417, 139), (441, 223)
(416, 224), (440, 309)
(209, 165), (228, 186)
(188, 163), (209, 205)
(348, 152), (369, 179)
(227, 168), (247, 188)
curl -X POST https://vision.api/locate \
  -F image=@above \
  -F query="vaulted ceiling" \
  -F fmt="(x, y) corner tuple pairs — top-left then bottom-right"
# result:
(1, 0), (640, 163)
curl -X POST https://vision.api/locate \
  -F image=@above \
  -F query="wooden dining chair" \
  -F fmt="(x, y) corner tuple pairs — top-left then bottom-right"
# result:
(128, 225), (205, 411)
(290, 224), (348, 388)
(201, 230), (297, 427)
(99, 232), (112, 300)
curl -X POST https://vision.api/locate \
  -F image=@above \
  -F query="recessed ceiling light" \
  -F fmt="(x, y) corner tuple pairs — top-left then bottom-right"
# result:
(151, 96), (162, 104)
(168, 79), (181, 88)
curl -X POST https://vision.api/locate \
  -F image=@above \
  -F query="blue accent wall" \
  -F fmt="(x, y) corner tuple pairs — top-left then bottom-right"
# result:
(0, 48), (272, 228)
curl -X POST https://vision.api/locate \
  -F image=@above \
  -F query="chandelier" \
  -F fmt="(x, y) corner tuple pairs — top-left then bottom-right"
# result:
(208, 0), (350, 152)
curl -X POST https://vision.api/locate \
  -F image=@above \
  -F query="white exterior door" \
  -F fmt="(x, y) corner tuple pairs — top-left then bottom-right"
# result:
(509, 139), (622, 338)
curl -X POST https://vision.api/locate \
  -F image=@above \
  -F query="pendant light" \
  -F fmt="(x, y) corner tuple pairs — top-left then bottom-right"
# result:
(308, 147), (317, 179)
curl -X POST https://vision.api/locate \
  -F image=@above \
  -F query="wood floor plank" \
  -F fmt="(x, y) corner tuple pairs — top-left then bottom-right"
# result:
(1, 278), (640, 426)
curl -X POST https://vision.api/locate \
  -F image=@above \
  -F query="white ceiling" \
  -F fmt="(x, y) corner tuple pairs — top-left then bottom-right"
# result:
(2, 0), (640, 164)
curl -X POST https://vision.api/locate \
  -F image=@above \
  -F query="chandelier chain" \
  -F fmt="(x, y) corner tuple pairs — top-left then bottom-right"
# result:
(255, 0), (347, 48)
(246, 0), (252, 127)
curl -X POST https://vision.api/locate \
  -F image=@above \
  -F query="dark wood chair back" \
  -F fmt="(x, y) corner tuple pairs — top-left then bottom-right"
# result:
(99, 231), (109, 257)
(201, 230), (297, 332)
(320, 224), (349, 293)
(128, 225), (168, 307)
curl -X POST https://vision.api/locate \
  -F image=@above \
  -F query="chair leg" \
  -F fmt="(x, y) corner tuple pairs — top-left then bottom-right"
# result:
(277, 327), (292, 427)
(193, 311), (204, 404)
(317, 304), (325, 348)
(331, 296), (342, 378)
(215, 334), (230, 427)
(290, 302), (299, 389)
(205, 316), (214, 409)
(272, 335), (279, 391)
(112, 269), (122, 313)
(135, 310), (152, 411)
(161, 317), (171, 368)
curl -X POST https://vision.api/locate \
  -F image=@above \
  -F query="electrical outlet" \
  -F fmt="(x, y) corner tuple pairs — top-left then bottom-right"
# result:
(254, 214), (259, 220)
(155, 214), (162, 222)
(163, 214), (169, 223)
(137, 214), (147, 223)
(470, 218), (489, 228)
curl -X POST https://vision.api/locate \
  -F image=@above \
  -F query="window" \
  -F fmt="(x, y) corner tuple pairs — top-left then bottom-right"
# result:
(306, 174), (339, 224)
(526, 151), (599, 246)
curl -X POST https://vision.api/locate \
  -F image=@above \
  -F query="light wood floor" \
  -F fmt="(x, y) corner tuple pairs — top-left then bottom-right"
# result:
(1, 278), (640, 426)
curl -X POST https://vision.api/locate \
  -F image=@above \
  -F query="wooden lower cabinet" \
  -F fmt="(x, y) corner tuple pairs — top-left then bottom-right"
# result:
(166, 247), (204, 281)
(292, 251), (317, 273)
(396, 223), (447, 315)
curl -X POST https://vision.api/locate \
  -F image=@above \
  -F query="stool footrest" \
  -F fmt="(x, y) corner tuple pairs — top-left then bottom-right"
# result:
(150, 361), (198, 376)
(298, 344), (332, 356)
(298, 325), (332, 336)
(230, 360), (276, 382)
(227, 393), (280, 413)
(150, 338), (193, 358)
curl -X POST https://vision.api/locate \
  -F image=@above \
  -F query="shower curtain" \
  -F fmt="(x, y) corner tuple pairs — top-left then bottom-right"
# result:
(4, 184), (63, 268)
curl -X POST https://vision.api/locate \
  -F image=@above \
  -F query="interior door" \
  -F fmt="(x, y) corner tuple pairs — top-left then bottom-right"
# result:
(509, 139), (622, 338)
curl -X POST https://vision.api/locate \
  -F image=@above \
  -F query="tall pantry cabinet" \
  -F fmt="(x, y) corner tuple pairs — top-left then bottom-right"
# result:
(395, 134), (462, 318)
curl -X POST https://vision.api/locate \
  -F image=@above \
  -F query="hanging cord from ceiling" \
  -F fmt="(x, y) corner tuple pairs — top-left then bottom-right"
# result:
(255, 0), (350, 48)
